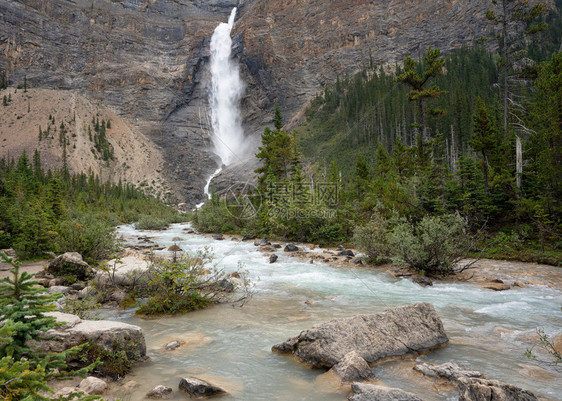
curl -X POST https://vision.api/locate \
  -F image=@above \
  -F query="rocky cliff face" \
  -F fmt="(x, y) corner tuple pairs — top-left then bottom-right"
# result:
(0, 0), (548, 206)
(235, 0), (508, 124)
(1, 0), (239, 204)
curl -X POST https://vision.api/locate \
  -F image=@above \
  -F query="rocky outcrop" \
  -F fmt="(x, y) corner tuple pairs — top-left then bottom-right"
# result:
(47, 252), (93, 281)
(272, 303), (448, 368)
(414, 362), (484, 383)
(36, 312), (146, 359)
(328, 351), (374, 383)
(457, 378), (538, 401)
(348, 383), (423, 401)
(178, 376), (227, 398)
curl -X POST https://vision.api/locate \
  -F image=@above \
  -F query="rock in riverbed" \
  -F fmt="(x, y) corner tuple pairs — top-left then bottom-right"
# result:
(272, 303), (448, 368)
(284, 243), (299, 252)
(414, 362), (484, 382)
(146, 385), (173, 399)
(178, 376), (227, 397)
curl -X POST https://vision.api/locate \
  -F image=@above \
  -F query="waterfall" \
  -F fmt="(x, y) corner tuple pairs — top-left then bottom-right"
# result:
(196, 8), (244, 209)
(209, 7), (246, 166)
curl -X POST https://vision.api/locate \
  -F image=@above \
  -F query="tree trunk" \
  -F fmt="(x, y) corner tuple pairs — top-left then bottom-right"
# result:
(516, 134), (522, 190)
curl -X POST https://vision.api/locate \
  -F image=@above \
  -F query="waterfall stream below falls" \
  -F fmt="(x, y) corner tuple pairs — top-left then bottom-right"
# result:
(104, 224), (561, 401)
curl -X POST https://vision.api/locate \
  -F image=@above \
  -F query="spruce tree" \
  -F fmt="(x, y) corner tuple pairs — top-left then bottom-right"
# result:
(0, 252), (99, 400)
(470, 98), (497, 193)
(274, 102), (283, 131)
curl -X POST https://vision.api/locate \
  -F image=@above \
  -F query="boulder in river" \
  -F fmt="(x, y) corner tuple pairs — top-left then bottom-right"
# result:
(212, 233), (224, 240)
(178, 376), (227, 398)
(348, 383), (423, 401)
(272, 303), (448, 368)
(270, 254), (278, 264)
(328, 351), (374, 383)
(457, 377), (538, 401)
(284, 243), (299, 252)
(254, 239), (271, 246)
(47, 252), (94, 281)
(412, 276), (433, 287)
(338, 250), (355, 257)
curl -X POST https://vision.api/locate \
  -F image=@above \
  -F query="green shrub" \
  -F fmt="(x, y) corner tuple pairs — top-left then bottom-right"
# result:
(135, 215), (169, 230)
(388, 214), (468, 275)
(136, 292), (211, 315)
(56, 212), (119, 264)
(193, 196), (241, 233)
(353, 212), (394, 264)
(135, 251), (251, 316)
(77, 340), (141, 379)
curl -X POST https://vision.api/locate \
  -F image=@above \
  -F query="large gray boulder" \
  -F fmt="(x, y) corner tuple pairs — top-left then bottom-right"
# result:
(457, 378), (538, 401)
(414, 362), (484, 383)
(272, 303), (448, 368)
(47, 252), (94, 281)
(178, 376), (227, 398)
(348, 383), (423, 401)
(36, 312), (146, 359)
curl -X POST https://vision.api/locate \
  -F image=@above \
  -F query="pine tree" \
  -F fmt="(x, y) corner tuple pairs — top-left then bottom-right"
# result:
(396, 47), (446, 139)
(469, 98), (497, 193)
(32, 149), (42, 180)
(354, 153), (370, 199)
(62, 140), (69, 182)
(274, 102), (283, 131)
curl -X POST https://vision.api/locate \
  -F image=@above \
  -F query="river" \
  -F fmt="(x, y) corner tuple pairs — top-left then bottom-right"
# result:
(104, 223), (561, 400)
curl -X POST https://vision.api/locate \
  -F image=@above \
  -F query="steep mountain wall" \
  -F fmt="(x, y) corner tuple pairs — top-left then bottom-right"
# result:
(0, 0), (550, 205)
